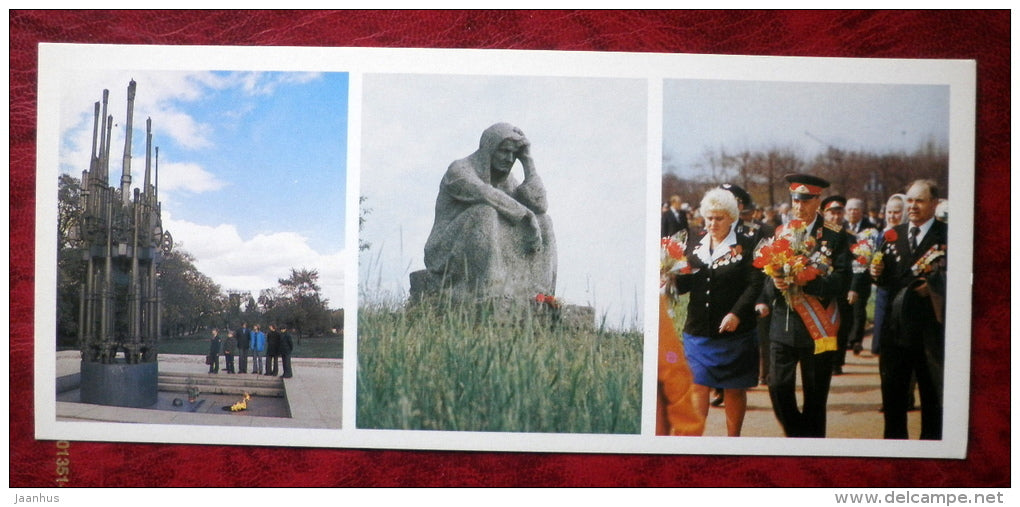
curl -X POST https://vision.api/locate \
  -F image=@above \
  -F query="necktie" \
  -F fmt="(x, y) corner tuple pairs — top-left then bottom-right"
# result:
(910, 226), (920, 252)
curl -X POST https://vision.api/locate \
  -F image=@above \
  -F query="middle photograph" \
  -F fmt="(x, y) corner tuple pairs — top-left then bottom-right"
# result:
(357, 73), (648, 434)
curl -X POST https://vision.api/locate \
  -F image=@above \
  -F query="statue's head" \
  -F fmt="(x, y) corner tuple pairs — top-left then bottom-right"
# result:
(479, 123), (526, 176)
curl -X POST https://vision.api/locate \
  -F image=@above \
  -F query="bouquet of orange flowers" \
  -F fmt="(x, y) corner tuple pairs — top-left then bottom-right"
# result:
(660, 230), (693, 276)
(753, 219), (832, 304)
(660, 230), (694, 297)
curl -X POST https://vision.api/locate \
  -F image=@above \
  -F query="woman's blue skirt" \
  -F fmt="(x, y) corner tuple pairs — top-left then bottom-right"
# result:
(682, 329), (759, 389)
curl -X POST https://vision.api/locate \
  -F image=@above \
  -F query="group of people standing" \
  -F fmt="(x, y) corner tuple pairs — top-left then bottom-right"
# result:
(207, 323), (294, 379)
(658, 173), (947, 441)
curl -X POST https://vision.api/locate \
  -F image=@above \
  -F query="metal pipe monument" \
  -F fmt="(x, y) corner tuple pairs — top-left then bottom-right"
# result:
(74, 80), (172, 407)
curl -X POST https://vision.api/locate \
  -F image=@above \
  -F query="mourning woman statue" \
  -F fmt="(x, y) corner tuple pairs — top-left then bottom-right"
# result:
(412, 123), (557, 305)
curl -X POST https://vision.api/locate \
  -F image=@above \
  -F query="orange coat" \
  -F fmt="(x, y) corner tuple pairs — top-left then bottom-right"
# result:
(656, 295), (705, 436)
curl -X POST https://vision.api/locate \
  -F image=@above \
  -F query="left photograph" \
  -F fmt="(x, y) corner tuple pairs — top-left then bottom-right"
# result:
(52, 71), (348, 430)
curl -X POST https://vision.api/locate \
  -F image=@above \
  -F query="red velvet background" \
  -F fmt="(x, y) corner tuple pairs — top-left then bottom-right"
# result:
(9, 10), (1009, 487)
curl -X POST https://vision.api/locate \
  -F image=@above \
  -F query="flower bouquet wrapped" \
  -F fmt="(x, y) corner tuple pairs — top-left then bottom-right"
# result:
(752, 219), (832, 304)
(753, 219), (838, 353)
(660, 230), (695, 297)
(661, 230), (692, 275)
(850, 228), (880, 274)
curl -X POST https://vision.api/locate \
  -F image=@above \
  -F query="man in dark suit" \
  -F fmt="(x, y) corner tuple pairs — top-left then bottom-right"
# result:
(871, 180), (947, 440)
(265, 324), (282, 376)
(661, 194), (688, 238)
(844, 198), (876, 234)
(821, 195), (855, 376)
(280, 327), (295, 378)
(844, 197), (878, 356)
(764, 174), (851, 438)
(235, 323), (251, 374)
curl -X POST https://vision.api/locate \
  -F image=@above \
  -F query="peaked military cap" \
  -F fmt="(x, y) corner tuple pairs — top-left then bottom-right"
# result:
(784, 173), (830, 201)
(821, 195), (847, 211)
(719, 183), (753, 210)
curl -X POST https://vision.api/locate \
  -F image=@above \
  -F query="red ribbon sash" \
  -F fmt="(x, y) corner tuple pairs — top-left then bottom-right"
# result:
(789, 292), (840, 354)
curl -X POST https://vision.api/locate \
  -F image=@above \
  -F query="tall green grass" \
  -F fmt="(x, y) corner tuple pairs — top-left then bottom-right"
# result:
(356, 300), (642, 433)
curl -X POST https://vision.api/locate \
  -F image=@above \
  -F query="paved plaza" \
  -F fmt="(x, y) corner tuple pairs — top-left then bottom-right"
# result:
(701, 337), (923, 439)
(55, 351), (342, 429)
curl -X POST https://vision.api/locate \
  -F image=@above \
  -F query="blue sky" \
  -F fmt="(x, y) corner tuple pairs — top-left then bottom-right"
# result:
(58, 70), (349, 308)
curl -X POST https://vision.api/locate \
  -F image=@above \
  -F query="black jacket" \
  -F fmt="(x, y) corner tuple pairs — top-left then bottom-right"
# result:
(281, 332), (294, 355)
(235, 327), (251, 350)
(661, 208), (688, 238)
(873, 220), (947, 352)
(675, 230), (764, 338)
(266, 330), (282, 355)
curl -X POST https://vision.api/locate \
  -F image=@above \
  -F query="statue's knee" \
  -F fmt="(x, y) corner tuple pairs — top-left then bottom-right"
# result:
(463, 204), (500, 227)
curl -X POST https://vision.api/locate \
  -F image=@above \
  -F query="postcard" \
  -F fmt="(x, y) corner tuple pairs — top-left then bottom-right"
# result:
(35, 43), (975, 457)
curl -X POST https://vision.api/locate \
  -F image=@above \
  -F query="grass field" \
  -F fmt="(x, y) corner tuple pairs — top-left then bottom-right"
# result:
(153, 331), (343, 359)
(356, 300), (642, 434)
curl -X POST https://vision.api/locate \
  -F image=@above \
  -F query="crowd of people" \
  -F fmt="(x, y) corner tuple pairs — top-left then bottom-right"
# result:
(207, 323), (295, 379)
(658, 173), (948, 440)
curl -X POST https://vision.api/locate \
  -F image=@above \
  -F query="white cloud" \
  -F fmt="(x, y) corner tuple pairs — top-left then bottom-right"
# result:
(58, 70), (220, 158)
(159, 161), (228, 193)
(157, 108), (214, 150)
(164, 212), (346, 309)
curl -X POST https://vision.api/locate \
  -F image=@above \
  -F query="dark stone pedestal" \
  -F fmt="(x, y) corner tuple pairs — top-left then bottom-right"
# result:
(80, 360), (159, 408)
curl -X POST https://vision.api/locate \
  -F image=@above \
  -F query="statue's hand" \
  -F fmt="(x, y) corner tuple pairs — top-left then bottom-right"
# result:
(523, 212), (543, 253)
(516, 137), (533, 165)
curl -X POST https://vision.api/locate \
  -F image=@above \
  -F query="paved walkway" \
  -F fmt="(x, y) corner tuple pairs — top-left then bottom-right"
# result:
(701, 336), (922, 438)
(56, 352), (342, 429)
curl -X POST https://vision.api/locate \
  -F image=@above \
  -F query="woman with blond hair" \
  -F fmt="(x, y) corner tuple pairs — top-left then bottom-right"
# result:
(670, 188), (764, 436)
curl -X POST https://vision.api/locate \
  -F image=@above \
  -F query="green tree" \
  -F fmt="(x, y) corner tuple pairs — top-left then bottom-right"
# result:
(158, 246), (224, 336)
(56, 174), (84, 346)
(274, 268), (332, 336)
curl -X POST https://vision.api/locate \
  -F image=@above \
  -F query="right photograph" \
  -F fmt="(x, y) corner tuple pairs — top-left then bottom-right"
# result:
(657, 79), (951, 440)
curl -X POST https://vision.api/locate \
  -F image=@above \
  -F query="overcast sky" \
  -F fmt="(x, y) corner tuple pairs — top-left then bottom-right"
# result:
(58, 70), (348, 309)
(663, 79), (950, 179)
(359, 74), (648, 330)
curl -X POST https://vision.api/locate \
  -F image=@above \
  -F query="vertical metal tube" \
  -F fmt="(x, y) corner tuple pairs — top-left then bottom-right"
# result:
(101, 197), (113, 363)
(78, 285), (86, 357)
(120, 80), (136, 205)
(104, 115), (113, 182)
(129, 190), (141, 363)
(98, 90), (108, 182)
(83, 255), (94, 360)
(144, 118), (152, 198)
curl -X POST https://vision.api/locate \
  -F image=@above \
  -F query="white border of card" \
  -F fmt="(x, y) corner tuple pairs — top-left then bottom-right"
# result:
(35, 43), (975, 458)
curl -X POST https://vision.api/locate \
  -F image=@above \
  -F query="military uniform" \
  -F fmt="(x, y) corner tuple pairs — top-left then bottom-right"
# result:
(764, 174), (851, 438)
(821, 195), (854, 374)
